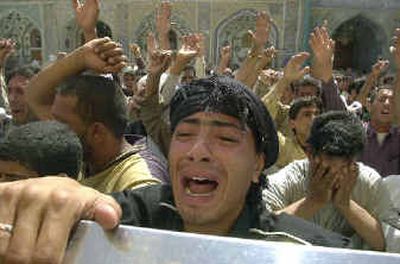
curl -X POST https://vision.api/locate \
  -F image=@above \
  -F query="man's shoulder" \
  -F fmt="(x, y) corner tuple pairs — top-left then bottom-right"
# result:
(357, 162), (382, 184)
(268, 159), (309, 183)
(257, 212), (351, 248)
(120, 184), (173, 204)
(116, 141), (169, 184)
(111, 184), (176, 227)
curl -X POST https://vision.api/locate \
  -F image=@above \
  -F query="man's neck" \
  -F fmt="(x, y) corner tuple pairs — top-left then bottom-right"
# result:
(87, 137), (131, 175)
(183, 203), (244, 236)
(370, 120), (391, 133)
(294, 133), (308, 151)
(184, 223), (231, 236)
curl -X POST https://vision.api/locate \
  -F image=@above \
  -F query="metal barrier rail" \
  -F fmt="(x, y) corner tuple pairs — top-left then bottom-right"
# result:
(64, 220), (400, 264)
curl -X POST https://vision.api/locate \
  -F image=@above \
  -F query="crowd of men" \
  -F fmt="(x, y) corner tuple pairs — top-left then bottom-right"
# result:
(0, 0), (399, 262)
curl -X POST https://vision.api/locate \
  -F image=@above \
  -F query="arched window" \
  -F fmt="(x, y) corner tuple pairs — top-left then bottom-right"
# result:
(0, 11), (43, 65)
(30, 28), (42, 63)
(168, 30), (178, 50)
(333, 16), (385, 73)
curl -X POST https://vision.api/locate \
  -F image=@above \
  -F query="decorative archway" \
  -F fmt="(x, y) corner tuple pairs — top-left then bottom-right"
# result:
(134, 12), (193, 53)
(214, 9), (279, 68)
(0, 10), (43, 66)
(333, 15), (386, 73)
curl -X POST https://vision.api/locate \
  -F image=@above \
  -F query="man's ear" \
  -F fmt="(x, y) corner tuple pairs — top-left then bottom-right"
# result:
(251, 153), (265, 183)
(289, 119), (296, 131)
(87, 122), (108, 143)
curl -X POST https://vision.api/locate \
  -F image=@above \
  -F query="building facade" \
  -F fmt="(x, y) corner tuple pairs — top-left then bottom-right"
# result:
(1, 0), (400, 73)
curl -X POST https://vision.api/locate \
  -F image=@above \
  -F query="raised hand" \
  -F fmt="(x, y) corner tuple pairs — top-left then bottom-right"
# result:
(146, 32), (157, 57)
(391, 28), (400, 125)
(129, 43), (142, 58)
(147, 49), (172, 76)
(390, 28), (400, 69)
(156, 1), (172, 50)
(309, 23), (335, 82)
(283, 52), (310, 84)
(169, 34), (199, 75)
(248, 11), (271, 54)
(82, 37), (127, 73)
(307, 157), (341, 206)
(195, 33), (206, 57)
(0, 39), (16, 66)
(371, 59), (389, 79)
(333, 162), (358, 209)
(72, 0), (100, 41)
(257, 46), (276, 70)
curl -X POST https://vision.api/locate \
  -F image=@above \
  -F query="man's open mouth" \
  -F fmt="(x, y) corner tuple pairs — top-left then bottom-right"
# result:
(184, 176), (219, 197)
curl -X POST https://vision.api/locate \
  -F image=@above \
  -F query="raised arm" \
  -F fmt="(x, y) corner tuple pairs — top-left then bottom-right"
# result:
(247, 46), (276, 92)
(310, 23), (334, 83)
(156, 1), (172, 50)
(145, 50), (171, 98)
(26, 38), (126, 120)
(356, 59), (389, 106)
(391, 28), (400, 126)
(235, 11), (271, 88)
(168, 34), (199, 77)
(261, 52), (309, 123)
(309, 24), (345, 110)
(72, 0), (100, 42)
(139, 49), (173, 156)
(129, 43), (146, 70)
(194, 33), (206, 79)
(216, 45), (232, 75)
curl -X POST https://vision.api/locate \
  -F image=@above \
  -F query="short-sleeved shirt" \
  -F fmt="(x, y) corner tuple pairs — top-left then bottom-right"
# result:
(80, 143), (167, 193)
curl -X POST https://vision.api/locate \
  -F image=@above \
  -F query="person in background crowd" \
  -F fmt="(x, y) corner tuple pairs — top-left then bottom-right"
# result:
(263, 111), (400, 251)
(270, 96), (322, 172)
(0, 120), (82, 181)
(357, 30), (400, 177)
(25, 38), (167, 191)
(6, 66), (38, 125)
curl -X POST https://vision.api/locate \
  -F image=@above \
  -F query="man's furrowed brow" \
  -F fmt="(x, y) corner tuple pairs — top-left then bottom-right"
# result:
(181, 118), (244, 131)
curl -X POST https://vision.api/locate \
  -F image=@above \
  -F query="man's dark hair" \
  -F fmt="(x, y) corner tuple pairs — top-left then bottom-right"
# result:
(288, 96), (323, 120)
(57, 75), (128, 138)
(292, 75), (322, 95)
(307, 111), (365, 157)
(170, 75), (278, 169)
(6, 65), (38, 84)
(0, 121), (83, 178)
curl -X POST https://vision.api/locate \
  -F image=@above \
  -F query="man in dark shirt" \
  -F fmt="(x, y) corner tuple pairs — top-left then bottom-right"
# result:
(0, 76), (349, 263)
(359, 86), (400, 176)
